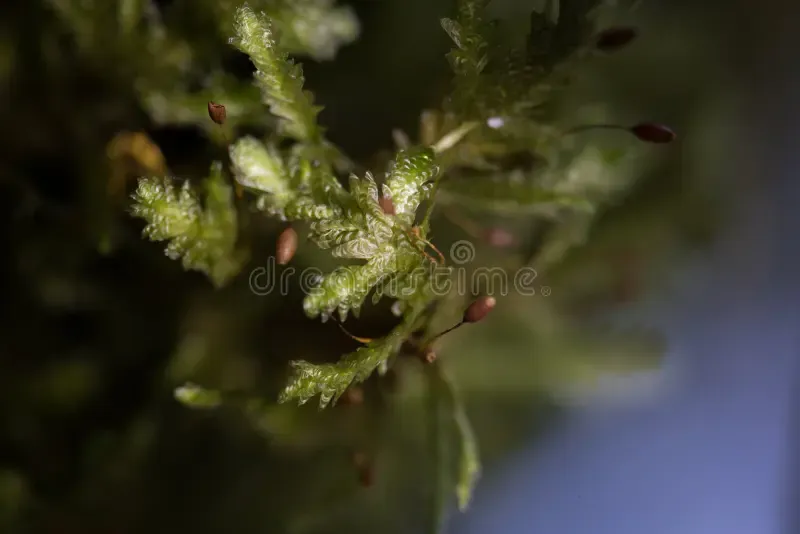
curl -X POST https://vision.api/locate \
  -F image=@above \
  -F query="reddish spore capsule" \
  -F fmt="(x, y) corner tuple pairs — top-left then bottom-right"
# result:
(276, 227), (298, 265)
(352, 451), (374, 487)
(207, 101), (227, 125)
(484, 228), (515, 248)
(379, 195), (395, 216)
(596, 27), (638, 51)
(630, 122), (676, 143)
(422, 348), (437, 364)
(340, 386), (364, 406)
(463, 296), (496, 324)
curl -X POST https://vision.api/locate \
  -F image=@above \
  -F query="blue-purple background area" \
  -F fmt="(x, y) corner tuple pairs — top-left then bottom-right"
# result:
(449, 8), (800, 534)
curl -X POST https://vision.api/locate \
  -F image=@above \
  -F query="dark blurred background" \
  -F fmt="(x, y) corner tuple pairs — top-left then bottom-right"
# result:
(1, 0), (798, 533)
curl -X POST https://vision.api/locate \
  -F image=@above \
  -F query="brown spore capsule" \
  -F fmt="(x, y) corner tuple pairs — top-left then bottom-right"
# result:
(207, 101), (227, 125)
(463, 296), (496, 324)
(340, 386), (364, 406)
(484, 228), (515, 248)
(352, 451), (374, 487)
(630, 122), (676, 143)
(595, 27), (638, 51)
(379, 195), (395, 215)
(276, 227), (298, 265)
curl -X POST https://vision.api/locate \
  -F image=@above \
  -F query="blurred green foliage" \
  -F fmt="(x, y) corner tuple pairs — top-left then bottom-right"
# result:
(0, 0), (740, 533)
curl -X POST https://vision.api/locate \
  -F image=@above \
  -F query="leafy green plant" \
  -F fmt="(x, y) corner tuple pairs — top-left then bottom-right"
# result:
(129, 0), (673, 530)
